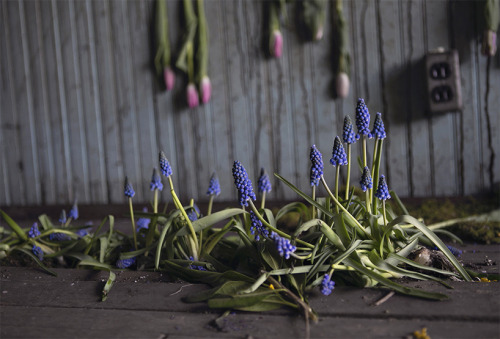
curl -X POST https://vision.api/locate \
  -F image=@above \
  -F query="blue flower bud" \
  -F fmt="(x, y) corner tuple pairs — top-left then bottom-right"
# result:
(68, 202), (79, 220)
(159, 151), (173, 177)
(124, 177), (135, 198)
(28, 222), (41, 238)
(355, 98), (372, 138)
(371, 112), (386, 140)
(330, 136), (348, 166)
(320, 274), (335, 295)
(360, 166), (373, 192)
(257, 168), (272, 194)
(342, 116), (356, 144)
(206, 173), (221, 196)
(375, 175), (391, 200)
(310, 145), (324, 187)
(150, 168), (163, 191)
(32, 245), (44, 261)
(59, 210), (67, 224)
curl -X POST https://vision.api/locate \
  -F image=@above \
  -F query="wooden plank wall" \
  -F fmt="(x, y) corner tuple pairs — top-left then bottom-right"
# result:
(0, 0), (498, 206)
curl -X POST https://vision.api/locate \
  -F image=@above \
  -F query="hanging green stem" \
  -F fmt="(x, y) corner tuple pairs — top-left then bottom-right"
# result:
(196, 0), (208, 81)
(154, 0), (171, 75)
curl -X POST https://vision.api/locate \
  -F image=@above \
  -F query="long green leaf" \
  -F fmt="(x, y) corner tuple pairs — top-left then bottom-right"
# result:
(101, 270), (116, 301)
(176, 208), (245, 237)
(0, 210), (27, 241)
(294, 219), (346, 251)
(387, 215), (472, 281)
(13, 247), (57, 276)
(155, 210), (180, 269)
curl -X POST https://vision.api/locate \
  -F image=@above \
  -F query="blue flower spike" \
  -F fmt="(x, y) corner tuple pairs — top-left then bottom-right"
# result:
(342, 116), (356, 144)
(355, 98), (372, 139)
(159, 151), (173, 178)
(137, 208), (151, 233)
(371, 112), (387, 140)
(28, 222), (41, 238)
(68, 202), (79, 220)
(116, 257), (136, 269)
(59, 210), (67, 224)
(257, 168), (272, 194)
(270, 232), (296, 259)
(206, 173), (221, 196)
(150, 168), (164, 191)
(330, 136), (348, 166)
(310, 145), (324, 187)
(124, 177), (135, 198)
(232, 161), (256, 207)
(375, 175), (391, 200)
(320, 274), (335, 296)
(360, 166), (373, 192)
(32, 245), (44, 261)
(249, 210), (269, 241)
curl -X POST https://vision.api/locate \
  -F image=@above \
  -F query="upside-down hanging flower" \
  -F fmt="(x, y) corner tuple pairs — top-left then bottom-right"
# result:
(124, 177), (135, 198)
(28, 222), (41, 238)
(268, 0), (284, 58)
(200, 76), (211, 104)
(375, 175), (391, 200)
(360, 166), (373, 192)
(371, 113), (387, 140)
(310, 145), (324, 186)
(355, 98), (372, 138)
(320, 273), (335, 296)
(270, 232), (296, 259)
(150, 168), (164, 191)
(206, 173), (221, 196)
(342, 116), (356, 144)
(187, 83), (199, 108)
(330, 136), (348, 166)
(232, 161), (256, 207)
(249, 210), (269, 241)
(155, 0), (175, 90)
(257, 168), (272, 194)
(159, 151), (173, 178)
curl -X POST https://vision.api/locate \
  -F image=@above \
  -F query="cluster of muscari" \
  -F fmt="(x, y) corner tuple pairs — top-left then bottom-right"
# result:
(269, 232), (296, 259)
(116, 257), (136, 269)
(189, 256), (207, 271)
(330, 136), (348, 166)
(49, 232), (71, 241)
(232, 161), (256, 207)
(355, 98), (372, 139)
(206, 173), (221, 196)
(360, 166), (373, 192)
(150, 168), (163, 191)
(342, 116), (356, 145)
(320, 274), (335, 296)
(249, 211), (269, 241)
(124, 177), (135, 198)
(159, 151), (173, 178)
(257, 169), (272, 194)
(375, 175), (391, 201)
(28, 222), (41, 238)
(32, 245), (44, 261)
(310, 145), (324, 187)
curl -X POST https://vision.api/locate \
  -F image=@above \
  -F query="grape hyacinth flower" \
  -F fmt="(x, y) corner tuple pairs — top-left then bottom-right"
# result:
(124, 177), (135, 198)
(49, 232), (71, 241)
(59, 210), (67, 224)
(28, 222), (41, 238)
(189, 256), (207, 271)
(76, 229), (89, 238)
(187, 83), (199, 108)
(206, 173), (221, 196)
(200, 76), (212, 104)
(32, 245), (44, 261)
(68, 202), (79, 220)
(159, 151), (173, 178)
(375, 175), (391, 201)
(257, 168), (272, 194)
(249, 210), (269, 241)
(360, 166), (373, 192)
(343, 116), (356, 145)
(309, 145), (324, 187)
(330, 136), (348, 166)
(355, 98), (372, 139)
(150, 168), (163, 191)
(371, 113), (386, 140)
(136, 207), (151, 233)
(320, 274), (335, 296)
(116, 257), (136, 269)
(187, 209), (198, 222)
(232, 161), (256, 207)
(270, 232), (296, 259)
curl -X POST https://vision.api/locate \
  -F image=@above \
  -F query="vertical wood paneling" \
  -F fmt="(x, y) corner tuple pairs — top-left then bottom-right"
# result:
(1, 0), (499, 206)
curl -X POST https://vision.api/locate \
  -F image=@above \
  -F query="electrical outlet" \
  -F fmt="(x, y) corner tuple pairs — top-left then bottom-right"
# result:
(425, 49), (462, 113)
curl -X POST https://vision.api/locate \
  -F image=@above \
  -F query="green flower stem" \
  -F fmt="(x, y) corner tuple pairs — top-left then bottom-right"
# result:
(196, 0), (208, 81)
(371, 139), (384, 213)
(207, 195), (214, 216)
(345, 144), (352, 200)
(365, 190), (371, 214)
(260, 191), (267, 210)
(320, 176), (368, 238)
(334, 165), (340, 213)
(311, 186), (317, 220)
(248, 200), (314, 249)
(168, 177), (199, 257)
(362, 135), (368, 167)
(382, 200), (387, 227)
(129, 198), (138, 250)
(153, 188), (159, 214)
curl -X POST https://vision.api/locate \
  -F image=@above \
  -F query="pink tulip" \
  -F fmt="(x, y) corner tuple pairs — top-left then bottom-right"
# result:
(271, 30), (283, 58)
(187, 83), (199, 108)
(163, 67), (175, 91)
(200, 76), (212, 104)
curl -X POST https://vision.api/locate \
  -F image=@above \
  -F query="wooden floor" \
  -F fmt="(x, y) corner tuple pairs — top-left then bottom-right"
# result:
(0, 243), (499, 339)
